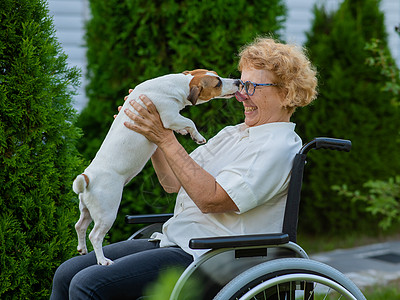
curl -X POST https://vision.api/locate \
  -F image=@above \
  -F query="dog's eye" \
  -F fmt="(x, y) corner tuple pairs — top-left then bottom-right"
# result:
(215, 79), (222, 88)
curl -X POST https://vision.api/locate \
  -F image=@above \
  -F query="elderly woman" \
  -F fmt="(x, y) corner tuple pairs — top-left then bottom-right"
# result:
(51, 37), (317, 299)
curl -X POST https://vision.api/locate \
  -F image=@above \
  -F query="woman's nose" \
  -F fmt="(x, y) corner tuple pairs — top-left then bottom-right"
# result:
(235, 91), (248, 102)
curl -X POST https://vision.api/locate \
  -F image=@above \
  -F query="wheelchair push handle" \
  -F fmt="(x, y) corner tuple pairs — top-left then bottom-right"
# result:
(299, 138), (351, 155)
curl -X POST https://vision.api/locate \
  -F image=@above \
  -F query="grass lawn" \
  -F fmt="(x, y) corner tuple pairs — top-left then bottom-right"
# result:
(362, 278), (400, 299)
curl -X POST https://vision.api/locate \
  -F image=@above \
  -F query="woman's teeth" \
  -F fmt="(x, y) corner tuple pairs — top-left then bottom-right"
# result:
(245, 106), (257, 112)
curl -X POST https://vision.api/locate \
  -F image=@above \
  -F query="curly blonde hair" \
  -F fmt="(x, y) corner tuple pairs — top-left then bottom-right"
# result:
(238, 37), (318, 113)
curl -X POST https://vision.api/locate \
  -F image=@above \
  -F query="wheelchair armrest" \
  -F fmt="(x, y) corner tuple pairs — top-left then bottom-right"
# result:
(125, 213), (174, 224)
(189, 233), (290, 250)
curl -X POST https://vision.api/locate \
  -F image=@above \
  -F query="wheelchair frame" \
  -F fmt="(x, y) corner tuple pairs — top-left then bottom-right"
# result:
(126, 138), (366, 300)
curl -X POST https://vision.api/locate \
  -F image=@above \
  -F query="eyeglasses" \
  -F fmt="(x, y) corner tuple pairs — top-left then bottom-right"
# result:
(239, 80), (277, 96)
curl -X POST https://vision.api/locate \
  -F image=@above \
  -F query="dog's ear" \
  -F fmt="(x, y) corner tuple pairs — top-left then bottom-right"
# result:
(187, 86), (202, 105)
(182, 70), (190, 75)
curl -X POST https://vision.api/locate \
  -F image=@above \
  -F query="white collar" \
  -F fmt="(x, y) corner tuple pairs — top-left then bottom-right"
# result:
(239, 122), (296, 142)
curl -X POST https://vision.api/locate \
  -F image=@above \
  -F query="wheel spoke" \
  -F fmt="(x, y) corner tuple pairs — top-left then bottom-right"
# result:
(307, 281), (315, 300)
(322, 287), (330, 300)
(277, 283), (281, 300)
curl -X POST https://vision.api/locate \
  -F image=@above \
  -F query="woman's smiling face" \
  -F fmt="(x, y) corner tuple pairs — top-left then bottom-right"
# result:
(236, 68), (290, 127)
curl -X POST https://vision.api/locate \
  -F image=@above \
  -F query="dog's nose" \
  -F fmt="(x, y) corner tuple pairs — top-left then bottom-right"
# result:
(234, 80), (241, 87)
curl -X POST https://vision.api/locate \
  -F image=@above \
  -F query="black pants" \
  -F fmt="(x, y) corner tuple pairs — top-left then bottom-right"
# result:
(50, 239), (193, 300)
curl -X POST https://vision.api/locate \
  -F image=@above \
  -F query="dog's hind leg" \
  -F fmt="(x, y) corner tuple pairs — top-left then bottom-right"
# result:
(85, 179), (123, 265)
(75, 196), (92, 255)
(89, 217), (115, 265)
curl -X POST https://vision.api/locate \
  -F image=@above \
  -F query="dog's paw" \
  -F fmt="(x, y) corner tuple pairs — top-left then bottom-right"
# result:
(77, 246), (88, 255)
(175, 129), (188, 135)
(194, 136), (206, 144)
(190, 132), (206, 144)
(98, 258), (114, 266)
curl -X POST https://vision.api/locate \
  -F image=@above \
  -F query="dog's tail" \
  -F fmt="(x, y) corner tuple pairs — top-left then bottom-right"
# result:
(73, 174), (89, 194)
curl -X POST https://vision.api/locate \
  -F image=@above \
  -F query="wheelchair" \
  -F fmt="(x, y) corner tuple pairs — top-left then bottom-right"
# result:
(125, 137), (366, 300)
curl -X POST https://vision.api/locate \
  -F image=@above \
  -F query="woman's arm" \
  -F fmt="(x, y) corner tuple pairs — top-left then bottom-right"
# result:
(124, 95), (239, 214)
(156, 136), (238, 213)
(151, 147), (181, 193)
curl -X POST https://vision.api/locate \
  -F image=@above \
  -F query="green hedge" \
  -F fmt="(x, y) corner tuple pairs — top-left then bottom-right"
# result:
(79, 0), (287, 242)
(293, 0), (400, 234)
(0, 0), (83, 298)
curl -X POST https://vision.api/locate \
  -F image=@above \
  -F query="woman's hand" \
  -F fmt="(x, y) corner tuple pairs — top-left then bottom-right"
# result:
(124, 95), (174, 147)
(114, 89), (133, 119)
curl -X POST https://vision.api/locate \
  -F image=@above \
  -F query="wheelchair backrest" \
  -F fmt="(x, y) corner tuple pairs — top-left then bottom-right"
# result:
(282, 138), (351, 242)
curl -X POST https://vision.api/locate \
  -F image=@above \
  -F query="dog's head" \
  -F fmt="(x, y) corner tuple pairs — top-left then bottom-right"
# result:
(183, 69), (240, 105)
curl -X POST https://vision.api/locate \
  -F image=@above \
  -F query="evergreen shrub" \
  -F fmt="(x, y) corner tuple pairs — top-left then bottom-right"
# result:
(293, 0), (400, 234)
(80, 0), (287, 242)
(334, 28), (400, 232)
(0, 0), (83, 298)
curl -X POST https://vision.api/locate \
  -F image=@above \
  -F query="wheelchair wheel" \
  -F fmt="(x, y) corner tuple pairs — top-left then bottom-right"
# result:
(214, 258), (366, 300)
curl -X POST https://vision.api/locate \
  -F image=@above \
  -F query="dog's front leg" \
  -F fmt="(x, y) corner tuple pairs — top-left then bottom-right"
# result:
(163, 113), (206, 144)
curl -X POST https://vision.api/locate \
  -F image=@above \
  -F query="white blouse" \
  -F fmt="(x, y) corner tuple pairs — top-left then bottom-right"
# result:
(151, 122), (302, 258)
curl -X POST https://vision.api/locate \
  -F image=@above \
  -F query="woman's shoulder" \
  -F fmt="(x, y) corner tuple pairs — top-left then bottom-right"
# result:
(217, 123), (246, 135)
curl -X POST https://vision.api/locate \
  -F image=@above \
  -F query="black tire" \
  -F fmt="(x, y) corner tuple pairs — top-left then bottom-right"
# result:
(214, 258), (366, 300)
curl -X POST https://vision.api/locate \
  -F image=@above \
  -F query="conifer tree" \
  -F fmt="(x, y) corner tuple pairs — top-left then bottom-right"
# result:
(0, 0), (83, 298)
(294, 0), (400, 233)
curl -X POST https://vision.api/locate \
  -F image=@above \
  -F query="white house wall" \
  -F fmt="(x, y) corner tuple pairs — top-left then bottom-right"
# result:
(48, 0), (89, 112)
(48, 0), (400, 112)
(285, 0), (399, 66)
(381, 0), (400, 64)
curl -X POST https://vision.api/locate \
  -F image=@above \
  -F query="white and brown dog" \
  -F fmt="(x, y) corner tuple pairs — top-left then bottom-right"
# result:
(73, 69), (239, 265)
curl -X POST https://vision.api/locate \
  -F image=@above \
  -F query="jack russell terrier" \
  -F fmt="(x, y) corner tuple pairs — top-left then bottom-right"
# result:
(73, 69), (240, 265)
